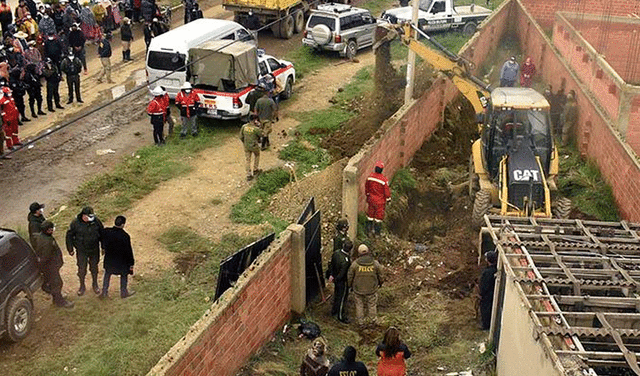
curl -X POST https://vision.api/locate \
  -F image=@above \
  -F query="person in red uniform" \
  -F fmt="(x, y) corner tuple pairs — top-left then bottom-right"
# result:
(365, 160), (391, 236)
(1, 86), (22, 150)
(159, 86), (174, 135)
(174, 82), (200, 138)
(146, 86), (165, 146)
(520, 56), (536, 88)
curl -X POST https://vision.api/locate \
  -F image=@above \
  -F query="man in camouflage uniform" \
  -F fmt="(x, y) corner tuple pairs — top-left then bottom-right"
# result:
(348, 244), (384, 326)
(561, 90), (578, 147)
(240, 114), (263, 181)
(35, 221), (74, 308)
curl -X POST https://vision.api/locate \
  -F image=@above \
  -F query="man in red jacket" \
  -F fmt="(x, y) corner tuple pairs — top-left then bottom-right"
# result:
(175, 82), (200, 138)
(1, 86), (22, 150)
(365, 160), (391, 236)
(146, 86), (165, 145)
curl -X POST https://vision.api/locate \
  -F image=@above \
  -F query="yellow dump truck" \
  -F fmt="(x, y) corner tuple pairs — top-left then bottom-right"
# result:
(223, 0), (314, 39)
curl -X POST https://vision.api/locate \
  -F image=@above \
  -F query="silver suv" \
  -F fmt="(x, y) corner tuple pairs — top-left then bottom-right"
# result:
(302, 3), (378, 59)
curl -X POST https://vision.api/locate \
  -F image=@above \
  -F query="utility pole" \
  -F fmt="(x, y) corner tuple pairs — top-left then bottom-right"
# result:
(404, 0), (420, 103)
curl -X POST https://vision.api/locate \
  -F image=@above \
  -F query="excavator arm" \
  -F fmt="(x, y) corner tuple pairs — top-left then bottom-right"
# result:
(379, 23), (491, 116)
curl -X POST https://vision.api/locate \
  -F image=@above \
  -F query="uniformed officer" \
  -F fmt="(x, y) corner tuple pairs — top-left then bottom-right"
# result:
(239, 114), (263, 181)
(35, 221), (74, 308)
(348, 244), (384, 326)
(327, 239), (353, 323)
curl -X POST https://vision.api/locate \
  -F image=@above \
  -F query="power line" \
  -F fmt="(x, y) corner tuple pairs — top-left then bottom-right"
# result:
(2, 1), (326, 158)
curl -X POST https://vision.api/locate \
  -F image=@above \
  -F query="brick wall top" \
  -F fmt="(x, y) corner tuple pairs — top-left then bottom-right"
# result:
(521, 0), (640, 30)
(146, 229), (295, 376)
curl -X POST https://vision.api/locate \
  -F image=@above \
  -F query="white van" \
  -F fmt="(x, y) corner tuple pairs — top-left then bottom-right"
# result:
(146, 18), (257, 98)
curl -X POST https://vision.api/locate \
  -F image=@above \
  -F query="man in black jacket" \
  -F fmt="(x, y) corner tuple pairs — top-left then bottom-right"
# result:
(96, 36), (113, 84)
(27, 201), (45, 247)
(120, 17), (134, 61)
(66, 206), (104, 296)
(42, 57), (64, 112)
(326, 238), (352, 323)
(99, 216), (135, 299)
(35, 221), (74, 308)
(43, 33), (63, 67)
(479, 251), (498, 330)
(60, 50), (83, 103)
(327, 346), (369, 376)
(67, 23), (87, 73)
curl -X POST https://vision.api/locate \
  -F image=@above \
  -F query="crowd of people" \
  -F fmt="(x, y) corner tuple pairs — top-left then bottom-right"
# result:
(299, 328), (412, 376)
(28, 202), (136, 309)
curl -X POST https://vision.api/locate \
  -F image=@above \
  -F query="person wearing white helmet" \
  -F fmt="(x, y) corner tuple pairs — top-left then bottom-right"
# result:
(174, 81), (200, 138)
(146, 86), (166, 145)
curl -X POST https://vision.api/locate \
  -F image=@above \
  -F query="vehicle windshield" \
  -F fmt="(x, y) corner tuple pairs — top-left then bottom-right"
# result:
(147, 51), (186, 72)
(308, 15), (336, 31)
(483, 108), (552, 178)
(419, 0), (433, 11)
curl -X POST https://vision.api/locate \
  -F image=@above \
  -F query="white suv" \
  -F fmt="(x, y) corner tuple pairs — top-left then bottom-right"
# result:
(302, 3), (379, 59)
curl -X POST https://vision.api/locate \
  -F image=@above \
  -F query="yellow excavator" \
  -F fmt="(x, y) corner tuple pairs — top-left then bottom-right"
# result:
(377, 23), (571, 227)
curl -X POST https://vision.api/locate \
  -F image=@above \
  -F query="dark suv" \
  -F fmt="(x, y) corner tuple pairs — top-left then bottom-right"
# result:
(0, 229), (42, 342)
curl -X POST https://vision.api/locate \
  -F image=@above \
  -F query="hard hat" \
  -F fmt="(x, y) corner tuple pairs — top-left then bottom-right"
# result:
(152, 86), (164, 96)
(181, 82), (192, 90)
(375, 160), (384, 169)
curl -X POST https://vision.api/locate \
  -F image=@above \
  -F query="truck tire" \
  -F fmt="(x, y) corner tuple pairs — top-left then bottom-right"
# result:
(463, 22), (477, 36)
(281, 77), (293, 100)
(344, 39), (357, 60)
(280, 15), (295, 39)
(468, 155), (479, 199)
(293, 10), (304, 34)
(553, 197), (572, 219)
(6, 296), (33, 342)
(312, 24), (332, 45)
(472, 189), (492, 229)
(271, 21), (282, 38)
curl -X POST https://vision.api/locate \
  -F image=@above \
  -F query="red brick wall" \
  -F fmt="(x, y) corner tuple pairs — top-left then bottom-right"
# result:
(520, 0), (640, 30)
(154, 235), (293, 376)
(512, 0), (640, 220)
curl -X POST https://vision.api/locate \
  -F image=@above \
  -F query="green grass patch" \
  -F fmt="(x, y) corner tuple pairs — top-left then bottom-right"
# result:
(47, 125), (233, 230)
(390, 167), (418, 195)
(285, 47), (331, 79)
(158, 226), (216, 253)
(279, 139), (331, 175)
(8, 230), (254, 376)
(557, 146), (619, 221)
(230, 168), (291, 224)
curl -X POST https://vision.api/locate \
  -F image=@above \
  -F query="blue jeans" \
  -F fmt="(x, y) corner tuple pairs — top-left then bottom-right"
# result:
(102, 272), (129, 297)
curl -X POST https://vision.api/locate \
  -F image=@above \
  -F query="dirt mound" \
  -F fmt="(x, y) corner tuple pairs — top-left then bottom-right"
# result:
(269, 158), (348, 249)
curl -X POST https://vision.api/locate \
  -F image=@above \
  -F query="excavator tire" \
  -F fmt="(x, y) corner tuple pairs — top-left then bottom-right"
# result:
(472, 189), (492, 229)
(553, 197), (572, 219)
(468, 155), (479, 199)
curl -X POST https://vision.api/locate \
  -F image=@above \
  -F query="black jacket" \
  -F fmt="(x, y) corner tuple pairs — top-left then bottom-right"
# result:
(60, 55), (82, 76)
(68, 29), (85, 49)
(375, 342), (411, 359)
(42, 63), (61, 84)
(44, 38), (64, 64)
(327, 360), (369, 376)
(27, 212), (45, 247)
(101, 227), (134, 274)
(34, 232), (64, 269)
(479, 264), (497, 305)
(326, 249), (350, 283)
(98, 39), (111, 58)
(65, 213), (104, 253)
(121, 23), (133, 41)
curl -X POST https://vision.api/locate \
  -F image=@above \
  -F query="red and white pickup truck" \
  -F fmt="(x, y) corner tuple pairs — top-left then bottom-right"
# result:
(188, 40), (295, 120)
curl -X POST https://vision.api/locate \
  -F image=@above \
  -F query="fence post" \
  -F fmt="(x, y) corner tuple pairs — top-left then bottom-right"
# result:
(288, 224), (306, 314)
(343, 164), (359, 240)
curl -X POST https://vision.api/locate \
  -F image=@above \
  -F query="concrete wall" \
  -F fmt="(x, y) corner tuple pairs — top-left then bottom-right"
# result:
(511, 0), (640, 221)
(496, 272), (563, 376)
(519, 0), (640, 31)
(147, 224), (306, 376)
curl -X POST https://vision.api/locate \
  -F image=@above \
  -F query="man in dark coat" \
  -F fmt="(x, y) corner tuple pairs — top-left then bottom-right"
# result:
(60, 50), (83, 103)
(27, 201), (45, 247)
(65, 206), (104, 296)
(120, 17), (134, 61)
(43, 33), (64, 67)
(479, 251), (498, 330)
(67, 23), (87, 73)
(35, 221), (74, 308)
(42, 57), (64, 112)
(327, 346), (369, 376)
(326, 239), (352, 323)
(99, 215), (135, 299)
